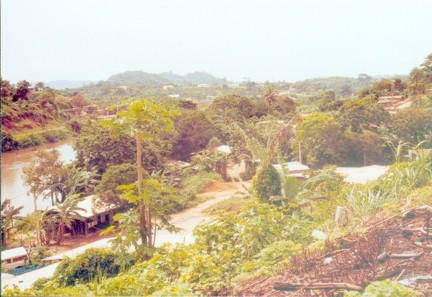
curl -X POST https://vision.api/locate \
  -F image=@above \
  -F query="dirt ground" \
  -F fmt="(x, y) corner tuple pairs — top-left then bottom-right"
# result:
(203, 180), (239, 192)
(44, 233), (114, 254)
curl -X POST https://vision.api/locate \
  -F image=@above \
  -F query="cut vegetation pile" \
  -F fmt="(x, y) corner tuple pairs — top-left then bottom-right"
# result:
(237, 205), (432, 296)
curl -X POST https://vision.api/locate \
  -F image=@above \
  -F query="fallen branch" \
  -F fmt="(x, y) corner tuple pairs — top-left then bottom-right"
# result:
(372, 269), (402, 281)
(402, 227), (427, 235)
(274, 282), (363, 291)
(414, 241), (432, 250)
(395, 269), (406, 281)
(389, 252), (424, 259)
(366, 205), (431, 231)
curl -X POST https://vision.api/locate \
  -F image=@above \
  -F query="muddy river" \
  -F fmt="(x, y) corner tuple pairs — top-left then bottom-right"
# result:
(1, 140), (76, 215)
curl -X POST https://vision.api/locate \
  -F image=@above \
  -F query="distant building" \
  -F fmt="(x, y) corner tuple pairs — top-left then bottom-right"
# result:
(377, 95), (407, 112)
(163, 85), (175, 90)
(272, 161), (310, 178)
(215, 145), (232, 155)
(168, 94), (180, 99)
(227, 83), (240, 88)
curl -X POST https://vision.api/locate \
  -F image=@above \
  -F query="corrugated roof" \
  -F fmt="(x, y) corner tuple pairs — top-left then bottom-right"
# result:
(216, 145), (232, 155)
(272, 161), (310, 175)
(75, 195), (117, 218)
(47, 195), (117, 219)
(1, 247), (27, 261)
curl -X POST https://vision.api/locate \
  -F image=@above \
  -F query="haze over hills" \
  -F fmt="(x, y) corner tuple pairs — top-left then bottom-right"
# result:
(107, 70), (229, 86)
(44, 71), (229, 89)
(44, 80), (97, 90)
(42, 70), (407, 91)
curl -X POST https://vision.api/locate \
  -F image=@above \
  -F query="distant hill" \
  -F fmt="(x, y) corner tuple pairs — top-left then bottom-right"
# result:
(107, 71), (171, 85)
(107, 70), (228, 86)
(44, 80), (96, 90)
(182, 71), (228, 85)
(158, 71), (186, 85)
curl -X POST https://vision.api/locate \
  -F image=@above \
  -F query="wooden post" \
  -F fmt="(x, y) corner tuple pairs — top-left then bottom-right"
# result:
(33, 191), (42, 247)
(335, 206), (346, 227)
(299, 141), (302, 164)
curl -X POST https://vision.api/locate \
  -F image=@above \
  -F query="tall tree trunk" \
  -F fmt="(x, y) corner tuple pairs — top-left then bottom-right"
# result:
(33, 191), (42, 247)
(153, 216), (157, 246)
(136, 133), (148, 245)
(57, 221), (64, 245)
(147, 207), (152, 246)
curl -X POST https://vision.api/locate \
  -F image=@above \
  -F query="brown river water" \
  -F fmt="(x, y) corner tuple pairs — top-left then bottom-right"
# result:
(1, 139), (76, 216)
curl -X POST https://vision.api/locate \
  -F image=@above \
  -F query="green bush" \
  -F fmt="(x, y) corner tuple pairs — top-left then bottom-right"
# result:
(252, 165), (281, 203)
(53, 248), (130, 286)
(14, 133), (44, 148)
(29, 247), (51, 265)
(42, 128), (68, 143)
(239, 240), (302, 277)
(3, 127), (68, 151)
(179, 172), (221, 204)
(1, 131), (19, 152)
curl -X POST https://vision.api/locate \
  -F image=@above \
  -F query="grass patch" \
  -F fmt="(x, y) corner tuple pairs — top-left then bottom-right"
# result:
(203, 196), (247, 215)
(4, 126), (69, 151)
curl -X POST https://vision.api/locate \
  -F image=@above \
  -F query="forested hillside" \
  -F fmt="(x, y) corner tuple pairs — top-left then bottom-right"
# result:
(1, 80), (94, 151)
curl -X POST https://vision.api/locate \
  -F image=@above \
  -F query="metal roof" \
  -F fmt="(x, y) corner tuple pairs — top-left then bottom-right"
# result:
(216, 145), (232, 155)
(1, 247), (27, 261)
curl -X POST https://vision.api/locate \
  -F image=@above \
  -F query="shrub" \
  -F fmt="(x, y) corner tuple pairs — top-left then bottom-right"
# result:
(1, 131), (19, 152)
(14, 133), (44, 148)
(252, 165), (281, 203)
(179, 172), (221, 202)
(53, 248), (129, 286)
(42, 128), (68, 143)
(239, 240), (302, 277)
(29, 247), (51, 265)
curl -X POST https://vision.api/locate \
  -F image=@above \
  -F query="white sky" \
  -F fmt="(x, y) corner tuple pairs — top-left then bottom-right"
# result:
(1, 0), (432, 83)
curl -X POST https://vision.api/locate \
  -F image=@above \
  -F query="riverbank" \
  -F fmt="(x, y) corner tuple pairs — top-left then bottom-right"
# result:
(2, 126), (72, 152)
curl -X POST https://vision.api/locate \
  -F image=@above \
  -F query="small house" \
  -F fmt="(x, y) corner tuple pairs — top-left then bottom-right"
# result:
(377, 95), (405, 112)
(1, 247), (28, 271)
(73, 195), (118, 236)
(272, 161), (310, 179)
(47, 195), (118, 238)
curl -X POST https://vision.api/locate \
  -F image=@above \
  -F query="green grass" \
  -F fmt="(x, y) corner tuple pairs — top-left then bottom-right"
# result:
(203, 196), (247, 215)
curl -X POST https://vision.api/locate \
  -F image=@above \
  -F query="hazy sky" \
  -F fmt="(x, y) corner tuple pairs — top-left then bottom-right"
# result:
(1, 0), (431, 83)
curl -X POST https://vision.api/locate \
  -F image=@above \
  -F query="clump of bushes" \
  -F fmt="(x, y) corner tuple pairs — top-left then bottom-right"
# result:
(53, 248), (133, 287)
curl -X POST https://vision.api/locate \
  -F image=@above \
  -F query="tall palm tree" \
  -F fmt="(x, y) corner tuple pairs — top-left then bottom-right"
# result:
(1, 199), (24, 247)
(101, 99), (177, 247)
(263, 85), (278, 114)
(46, 195), (86, 245)
(409, 67), (425, 95)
